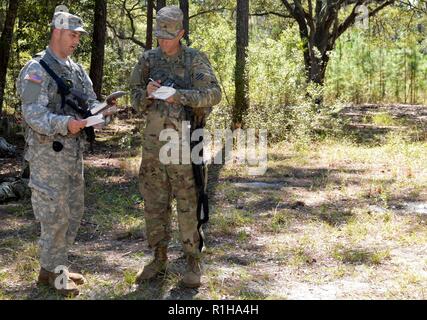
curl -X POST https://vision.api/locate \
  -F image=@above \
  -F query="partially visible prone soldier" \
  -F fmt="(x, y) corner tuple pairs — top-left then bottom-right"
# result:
(16, 10), (116, 297)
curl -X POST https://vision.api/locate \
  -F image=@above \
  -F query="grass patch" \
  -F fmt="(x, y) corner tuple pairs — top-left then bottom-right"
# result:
(238, 287), (269, 300)
(332, 244), (390, 265)
(210, 209), (255, 236)
(0, 203), (33, 218)
(114, 218), (145, 240)
(289, 247), (313, 266)
(371, 112), (399, 126)
(0, 238), (27, 253)
(123, 269), (137, 286)
(0, 270), (9, 287)
(319, 206), (353, 227)
(268, 209), (292, 233)
(237, 230), (250, 242)
(205, 271), (225, 299)
(14, 242), (39, 281)
(85, 166), (143, 233)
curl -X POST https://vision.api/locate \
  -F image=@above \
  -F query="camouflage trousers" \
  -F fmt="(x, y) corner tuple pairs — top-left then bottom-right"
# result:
(28, 141), (84, 272)
(138, 125), (201, 258)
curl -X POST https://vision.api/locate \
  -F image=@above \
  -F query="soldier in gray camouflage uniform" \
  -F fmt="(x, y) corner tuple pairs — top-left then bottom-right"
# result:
(130, 6), (221, 288)
(16, 11), (113, 297)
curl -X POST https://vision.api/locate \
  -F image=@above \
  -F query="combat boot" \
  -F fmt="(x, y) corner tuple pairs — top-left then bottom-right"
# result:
(136, 246), (168, 282)
(68, 272), (86, 285)
(38, 267), (86, 285)
(37, 268), (79, 297)
(182, 256), (202, 288)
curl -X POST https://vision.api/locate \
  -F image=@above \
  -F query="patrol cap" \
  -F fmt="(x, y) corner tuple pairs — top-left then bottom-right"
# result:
(51, 11), (88, 34)
(155, 6), (183, 39)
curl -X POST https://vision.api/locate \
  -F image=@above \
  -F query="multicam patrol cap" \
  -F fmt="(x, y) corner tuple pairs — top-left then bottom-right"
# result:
(155, 6), (184, 39)
(51, 11), (88, 34)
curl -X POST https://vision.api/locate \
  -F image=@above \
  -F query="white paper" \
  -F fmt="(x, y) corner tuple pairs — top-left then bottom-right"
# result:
(151, 86), (176, 100)
(85, 114), (105, 127)
(90, 101), (108, 115)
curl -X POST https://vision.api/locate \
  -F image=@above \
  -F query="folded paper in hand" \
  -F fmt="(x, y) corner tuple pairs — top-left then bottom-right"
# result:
(85, 114), (105, 127)
(151, 86), (176, 100)
(90, 102), (108, 116)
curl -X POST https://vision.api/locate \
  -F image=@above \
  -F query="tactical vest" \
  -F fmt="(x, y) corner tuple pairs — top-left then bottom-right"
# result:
(21, 50), (90, 155)
(146, 46), (209, 125)
(33, 50), (89, 120)
(147, 46), (194, 90)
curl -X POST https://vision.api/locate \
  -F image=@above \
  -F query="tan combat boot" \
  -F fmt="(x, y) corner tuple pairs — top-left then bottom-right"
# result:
(136, 246), (168, 282)
(182, 256), (202, 288)
(38, 267), (86, 285)
(68, 272), (86, 285)
(37, 268), (80, 297)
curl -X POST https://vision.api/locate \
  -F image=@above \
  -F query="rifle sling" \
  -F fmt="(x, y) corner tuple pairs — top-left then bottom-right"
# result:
(39, 59), (95, 145)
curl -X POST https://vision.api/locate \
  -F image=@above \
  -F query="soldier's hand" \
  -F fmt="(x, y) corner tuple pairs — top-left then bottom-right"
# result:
(166, 95), (175, 104)
(147, 79), (161, 98)
(68, 119), (87, 134)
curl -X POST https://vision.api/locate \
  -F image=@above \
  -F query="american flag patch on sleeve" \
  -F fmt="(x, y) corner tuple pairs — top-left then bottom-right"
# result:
(24, 73), (43, 84)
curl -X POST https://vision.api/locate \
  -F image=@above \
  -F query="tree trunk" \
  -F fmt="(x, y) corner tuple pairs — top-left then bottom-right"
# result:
(307, 53), (329, 86)
(404, 50), (407, 104)
(0, 0), (19, 115)
(156, 0), (166, 11)
(179, 0), (190, 46)
(306, 25), (331, 86)
(297, 26), (331, 106)
(89, 0), (107, 100)
(233, 0), (249, 128)
(0, 8), (5, 33)
(146, 0), (154, 50)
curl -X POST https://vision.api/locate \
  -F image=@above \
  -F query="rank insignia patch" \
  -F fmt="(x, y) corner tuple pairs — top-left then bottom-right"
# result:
(195, 73), (204, 81)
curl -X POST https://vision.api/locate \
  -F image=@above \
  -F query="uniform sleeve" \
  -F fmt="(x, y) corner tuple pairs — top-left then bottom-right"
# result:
(18, 60), (70, 137)
(130, 52), (152, 113)
(174, 52), (222, 109)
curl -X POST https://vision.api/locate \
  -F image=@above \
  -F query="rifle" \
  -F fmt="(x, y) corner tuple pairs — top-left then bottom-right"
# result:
(185, 106), (209, 253)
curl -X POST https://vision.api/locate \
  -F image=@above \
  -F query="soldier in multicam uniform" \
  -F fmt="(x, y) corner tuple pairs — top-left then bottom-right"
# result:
(16, 10), (115, 297)
(130, 6), (221, 288)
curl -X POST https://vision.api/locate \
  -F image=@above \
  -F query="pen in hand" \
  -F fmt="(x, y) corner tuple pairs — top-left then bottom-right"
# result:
(148, 78), (161, 88)
(147, 78), (161, 99)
